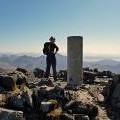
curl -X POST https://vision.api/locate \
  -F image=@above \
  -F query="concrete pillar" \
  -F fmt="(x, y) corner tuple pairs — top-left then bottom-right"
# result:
(67, 36), (83, 86)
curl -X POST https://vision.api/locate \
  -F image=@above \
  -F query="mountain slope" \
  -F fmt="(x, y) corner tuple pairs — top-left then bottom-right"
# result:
(95, 59), (120, 66)
(0, 54), (120, 73)
(0, 54), (67, 71)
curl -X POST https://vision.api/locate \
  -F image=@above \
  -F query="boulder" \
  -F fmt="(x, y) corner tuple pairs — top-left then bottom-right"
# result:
(40, 100), (58, 113)
(111, 83), (120, 109)
(64, 101), (98, 120)
(33, 68), (44, 78)
(32, 86), (65, 113)
(60, 113), (74, 120)
(0, 75), (16, 91)
(0, 86), (5, 93)
(16, 72), (27, 85)
(103, 75), (120, 104)
(16, 67), (28, 76)
(32, 88), (56, 112)
(38, 78), (54, 87)
(7, 94), (26, 110)
(60, 113), (89, 120)
(16, 67), (35, 82)
(83, 71), (97, 83)
(102, 80), (115, 102)
(50, 86), (65, 106)
(72, 104), (98, 119)
(0, 108), (23, 120)
(8, 71), (27, 85)
(7, 87), (33, 111)
(74, 114), (89, 120)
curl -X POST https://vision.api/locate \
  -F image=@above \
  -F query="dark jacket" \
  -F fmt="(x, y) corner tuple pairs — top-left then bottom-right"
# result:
(43, 42), (59, 55)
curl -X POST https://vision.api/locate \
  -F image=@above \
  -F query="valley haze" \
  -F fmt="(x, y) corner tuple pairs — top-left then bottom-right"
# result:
(0, 53), (120, 74)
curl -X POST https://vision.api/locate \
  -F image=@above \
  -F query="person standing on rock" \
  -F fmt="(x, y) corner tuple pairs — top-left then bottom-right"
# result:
(43, 36), (59, 81)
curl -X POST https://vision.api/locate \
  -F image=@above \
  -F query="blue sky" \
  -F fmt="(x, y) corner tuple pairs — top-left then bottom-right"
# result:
(0, 0), (120, 56)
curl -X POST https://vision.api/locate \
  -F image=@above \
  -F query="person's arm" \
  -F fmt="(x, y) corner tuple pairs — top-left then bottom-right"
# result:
(43, 43), (46, 55)
(54, 44), (59, 54)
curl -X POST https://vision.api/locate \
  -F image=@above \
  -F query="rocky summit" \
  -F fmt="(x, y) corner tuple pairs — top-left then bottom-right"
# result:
(0, 67), (120, 120)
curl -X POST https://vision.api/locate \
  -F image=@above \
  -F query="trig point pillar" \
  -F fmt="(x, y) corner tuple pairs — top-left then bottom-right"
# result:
(67, 36), (83, 86)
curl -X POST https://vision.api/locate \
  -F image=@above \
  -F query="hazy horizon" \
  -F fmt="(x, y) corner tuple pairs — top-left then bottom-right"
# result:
(0, 52), (120, 61)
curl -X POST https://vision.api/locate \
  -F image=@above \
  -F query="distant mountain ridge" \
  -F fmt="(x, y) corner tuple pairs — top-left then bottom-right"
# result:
(95, 59), (120, 66)
(0, 54), (67, 71)
(0, 54), (120, 73)
(84, 59), (120, 73)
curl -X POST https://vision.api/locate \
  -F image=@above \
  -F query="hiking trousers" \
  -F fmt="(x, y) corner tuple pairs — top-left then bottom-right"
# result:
(45, 54), (57, 80)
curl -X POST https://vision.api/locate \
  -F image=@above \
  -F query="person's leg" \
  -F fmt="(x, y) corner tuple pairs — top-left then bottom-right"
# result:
(45, 56), (51, 78)
(52, 56), (57, 80)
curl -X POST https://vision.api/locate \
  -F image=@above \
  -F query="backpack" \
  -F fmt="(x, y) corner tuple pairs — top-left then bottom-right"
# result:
(43, 42), (50, 55)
